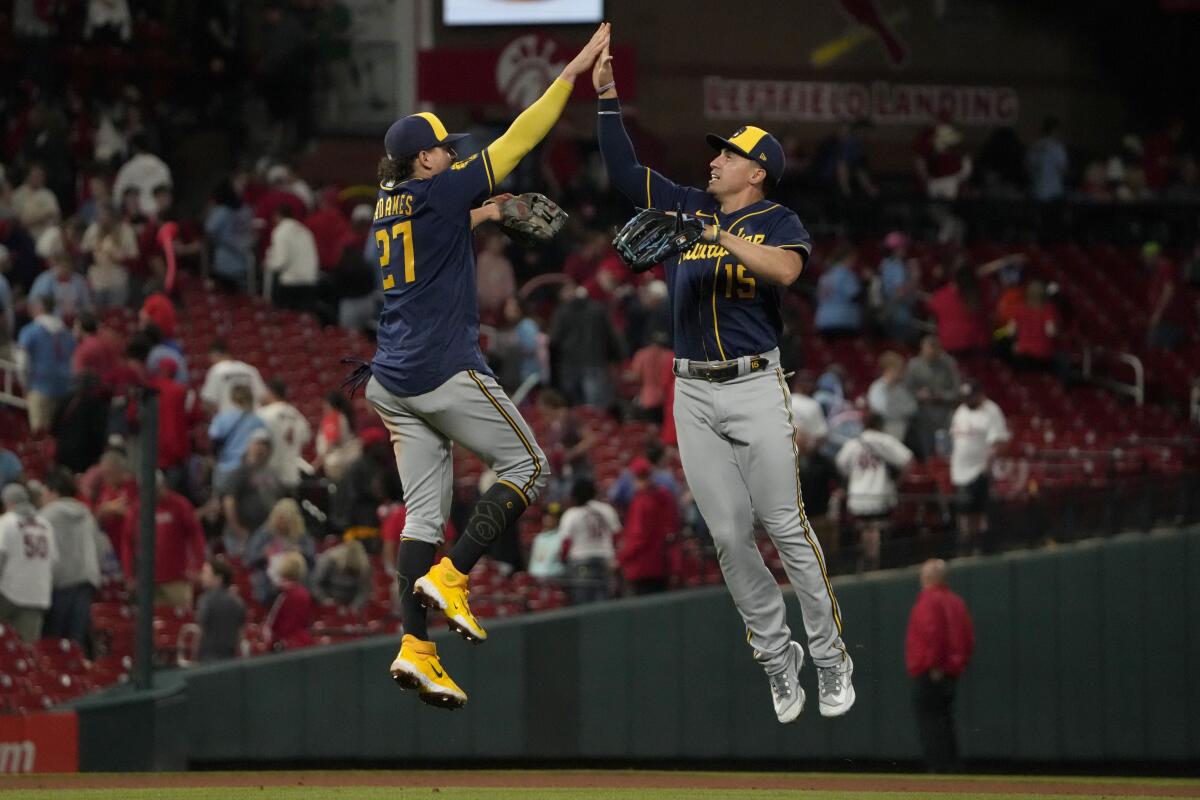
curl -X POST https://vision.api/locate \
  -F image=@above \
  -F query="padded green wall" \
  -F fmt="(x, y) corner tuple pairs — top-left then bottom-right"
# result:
(76, 527), (1200, 769)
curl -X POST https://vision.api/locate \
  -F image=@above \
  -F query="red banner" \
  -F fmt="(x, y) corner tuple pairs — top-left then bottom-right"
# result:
(419, 34), (636, 107)
(0, 712), (79, 773)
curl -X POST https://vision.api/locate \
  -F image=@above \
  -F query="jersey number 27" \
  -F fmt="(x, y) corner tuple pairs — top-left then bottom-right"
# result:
(376, 220), (415, 289)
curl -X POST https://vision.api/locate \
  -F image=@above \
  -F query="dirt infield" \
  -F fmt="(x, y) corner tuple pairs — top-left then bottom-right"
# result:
(8, 770), (1200, 797)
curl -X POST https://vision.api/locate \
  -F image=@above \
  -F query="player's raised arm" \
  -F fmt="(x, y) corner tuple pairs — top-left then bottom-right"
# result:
(484, 22), (610, 184)
(593, 37), (702, 212)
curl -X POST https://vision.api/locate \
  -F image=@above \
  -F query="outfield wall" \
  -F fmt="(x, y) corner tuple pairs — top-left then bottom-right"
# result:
(72, 526), (1200, 771)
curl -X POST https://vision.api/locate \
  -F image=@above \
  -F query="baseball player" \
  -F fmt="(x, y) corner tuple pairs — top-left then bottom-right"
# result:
(593, 40), (854, 723)
(342, 23), (610, 710)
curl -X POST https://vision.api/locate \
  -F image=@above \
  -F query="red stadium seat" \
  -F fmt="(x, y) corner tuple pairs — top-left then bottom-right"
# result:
(33, 639), (89, 676)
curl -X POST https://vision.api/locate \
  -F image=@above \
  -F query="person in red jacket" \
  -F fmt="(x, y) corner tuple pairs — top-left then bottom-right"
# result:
(131, 357), (200, 494)
(71, 313), (123, 382)
(264, 551), (313, 650)
(617, 456), (680, 595)
(905, 558), (975, 773)
(925, 268), (990, 358)
(1010, 281), (1061, 373)
(121, 473), (206, 608)
(303, 188), (354, 272)
(83, 444), (140, 567)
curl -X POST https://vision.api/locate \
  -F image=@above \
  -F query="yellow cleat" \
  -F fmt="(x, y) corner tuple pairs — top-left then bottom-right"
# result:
(414, 557), (488, 643)
(389, 634), (467, 709)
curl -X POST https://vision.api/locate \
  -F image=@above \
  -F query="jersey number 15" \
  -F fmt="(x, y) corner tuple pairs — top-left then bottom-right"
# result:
(376, 220), (415, 289)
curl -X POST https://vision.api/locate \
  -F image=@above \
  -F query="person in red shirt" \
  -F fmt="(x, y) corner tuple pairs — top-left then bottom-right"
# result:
(71, 313), (123, 382)
(264, 551), (313, 650)
(1010, 281), (1061, 372)
(83, 444), (139, 568)
(905, 558), (975, 774)
(121, 473), (207, 608)
(626, 332), (673, 423)
(144, 357), (200, 490)
(106, 336), (151, 411)
(989, 265), (1024, 358)
(617, 456), (680, 595)
(140, 293), (178, 339)
(121, 338), (195, 488)
(252, 179), (307, 233)
(303, 188), (353, 272)
(926, 268), (990, 358)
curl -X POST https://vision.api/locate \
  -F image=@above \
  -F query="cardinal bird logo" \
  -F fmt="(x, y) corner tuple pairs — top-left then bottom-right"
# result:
(811, 0), (911, 68)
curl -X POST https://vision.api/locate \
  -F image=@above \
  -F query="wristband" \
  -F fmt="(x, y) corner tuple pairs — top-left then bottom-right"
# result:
(706, 222), (721, 243)
(596, 81), (616, 96)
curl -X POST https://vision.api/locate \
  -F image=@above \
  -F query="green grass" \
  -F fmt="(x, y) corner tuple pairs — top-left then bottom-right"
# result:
(3, 772), (1197, 800)
(0, 791), (1193, 800)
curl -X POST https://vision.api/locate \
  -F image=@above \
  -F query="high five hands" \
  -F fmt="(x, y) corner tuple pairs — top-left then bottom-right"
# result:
(560, 22), (611, 82)
(592, 33), (615, 97)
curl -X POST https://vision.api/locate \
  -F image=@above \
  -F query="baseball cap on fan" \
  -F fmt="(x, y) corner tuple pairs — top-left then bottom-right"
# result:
(384, 112), (470, 160)
(629, 456), (654, 478)
(706, 125), (786, 186)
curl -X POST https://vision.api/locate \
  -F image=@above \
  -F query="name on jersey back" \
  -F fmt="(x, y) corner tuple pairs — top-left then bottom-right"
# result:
(374, 192), (414, 221)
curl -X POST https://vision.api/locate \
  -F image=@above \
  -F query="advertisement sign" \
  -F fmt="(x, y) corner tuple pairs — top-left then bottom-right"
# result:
(0, 712), (79, 773)
(704, 76), (1019, 126)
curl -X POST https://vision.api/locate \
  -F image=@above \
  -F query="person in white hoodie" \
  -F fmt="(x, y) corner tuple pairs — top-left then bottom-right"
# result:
(0, 484), (59, 642)
(836, 413), (914, 572)
(38, 467), (103, 649)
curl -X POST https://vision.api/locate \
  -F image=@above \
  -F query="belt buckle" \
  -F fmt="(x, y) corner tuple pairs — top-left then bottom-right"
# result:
(711, 364), (736, 383)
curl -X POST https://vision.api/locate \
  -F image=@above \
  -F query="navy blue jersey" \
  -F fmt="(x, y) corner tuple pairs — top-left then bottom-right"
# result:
(642, 175), (811, 362)
(598, 100), (812, 362)
(369, 149), (500, 396)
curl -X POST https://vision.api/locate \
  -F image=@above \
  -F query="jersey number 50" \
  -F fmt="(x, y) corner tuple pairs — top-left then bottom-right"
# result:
(376, 220), (415, 289)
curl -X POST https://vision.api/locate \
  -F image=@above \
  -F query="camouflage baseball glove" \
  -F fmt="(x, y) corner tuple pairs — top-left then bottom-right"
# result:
(492, 192), (568, 247)
(613, 208), (707, 272)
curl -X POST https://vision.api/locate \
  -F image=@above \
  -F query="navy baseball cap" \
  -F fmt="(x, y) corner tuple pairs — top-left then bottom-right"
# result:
(384, 112), (470, 160)
(706, 125), (785, 186)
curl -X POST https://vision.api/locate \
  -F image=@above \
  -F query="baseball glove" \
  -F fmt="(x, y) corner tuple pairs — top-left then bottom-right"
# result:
(493, 192), (568, 247)
(613, 208), (707, 272)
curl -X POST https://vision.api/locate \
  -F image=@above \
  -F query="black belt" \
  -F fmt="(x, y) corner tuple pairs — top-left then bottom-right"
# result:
(680, 356), (770, 383)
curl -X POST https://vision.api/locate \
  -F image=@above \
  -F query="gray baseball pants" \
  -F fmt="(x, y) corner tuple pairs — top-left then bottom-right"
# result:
(673, 352), (847, 672)
(365, 371), (549, 545)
